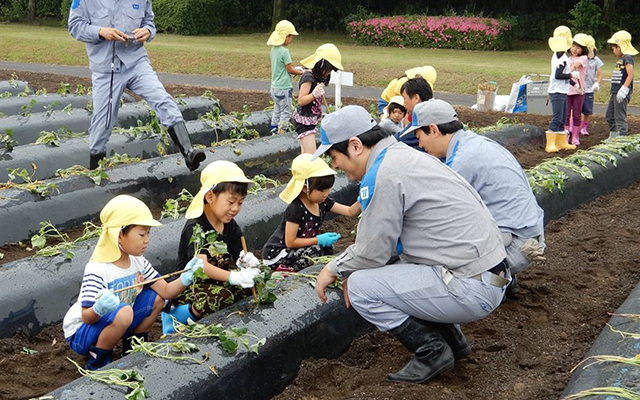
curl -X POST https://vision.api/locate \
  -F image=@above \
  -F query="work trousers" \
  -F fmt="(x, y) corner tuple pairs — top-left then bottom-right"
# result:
(605, 94), (629, 136)
(270, 87), (293, 129)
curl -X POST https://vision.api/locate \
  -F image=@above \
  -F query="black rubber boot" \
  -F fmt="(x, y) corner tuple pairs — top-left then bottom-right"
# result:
(122, 332), (148, 356)
(167, 121), (206, 171)
(85, 346), (114, 370)
(89, 152), (106, 170)
(387, 317), (455, 384)
(434, 323), (470, 360)
(505, 274), (520, 299)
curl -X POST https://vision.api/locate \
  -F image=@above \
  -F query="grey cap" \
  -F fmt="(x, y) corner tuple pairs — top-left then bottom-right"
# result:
(311, 105), (378, 159)
(399, 99), (458, 137)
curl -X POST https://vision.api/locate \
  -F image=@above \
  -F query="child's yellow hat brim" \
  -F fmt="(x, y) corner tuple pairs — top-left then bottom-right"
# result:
(91, 195), (162, 263)
(405, 65), (437, 88)
(300, 43), (343, 70)
(549, 37), (571, 53)
(608, 30), (639, 56)
(279, 154), (336, 204)
(267, 20), (299, 46)
(185, 161), (253, 219)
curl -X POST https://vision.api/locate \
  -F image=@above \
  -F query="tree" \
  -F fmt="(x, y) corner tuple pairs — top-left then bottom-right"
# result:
(272, 0), (286, 29)
(27, 0), (36, 21)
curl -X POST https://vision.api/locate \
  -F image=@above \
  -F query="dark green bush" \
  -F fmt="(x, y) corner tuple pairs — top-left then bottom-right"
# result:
(1, 0), (27, 21)
(569, 0), (604, 37)
(153, 0), (222, 35)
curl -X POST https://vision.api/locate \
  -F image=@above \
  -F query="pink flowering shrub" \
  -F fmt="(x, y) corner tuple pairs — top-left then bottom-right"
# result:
(348, 15), (514, 51)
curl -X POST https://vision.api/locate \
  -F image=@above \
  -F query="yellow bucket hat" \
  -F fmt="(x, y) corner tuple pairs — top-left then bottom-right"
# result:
(549, 25), (572, 52)
(300, 43), (344, 71)
(608, 30), (639, 56)
(573, 33), (593, 58)
(394, 77), (409, 96)
(185, 161), (253, 219)
(267, 20), (299, 46)
(279, 154), (336, 204)
(405, 65), (437, 88)
(91, 195), (162, 263)
(381, 78), (398, 102)
(585, 34), (597, 57)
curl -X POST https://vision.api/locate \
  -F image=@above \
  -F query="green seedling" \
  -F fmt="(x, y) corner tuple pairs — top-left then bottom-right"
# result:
(35, 88), (47, 95)
(2, 166), (59, 197)
(21, 347), (37, 355)
(36, 127), (85, 147)
(201, 90), (219, 102)
(171, 318), (265, 355)
(273, 268), (343, 291)
(55, 165), (109, 185)
(473, 116), (520, 134)
(248, 174), (281, 195)
(1, 129), (18, 152)
(44, 100), (61, 117)
(175, 94), (187, 106)
(9, 73), (19, 88)
(561, 387), (640, 400)
(253, 267), (278, 305)
(75, 84), (91, 96)
(17, 87), (30, 97)
(30, 220), (101, 260)
(20, 99), (37, 117)
(128, 336), (205, 364)
(160, 188), (194, 220)
(0, 91), (11, 99)
(368, 103), (379, 119)
(62, 103), (73, 114)
(98, 153), (142, 169)
(57, 82), (71, 95)
(67, 358), (149, 400)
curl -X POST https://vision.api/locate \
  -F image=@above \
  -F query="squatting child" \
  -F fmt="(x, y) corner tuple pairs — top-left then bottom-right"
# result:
(580, 34), (604, 136)
(267, 20), (303, 135)
(63, 195), (204, 370)
(545, 26), (577, 153)
(294, 43), (343, 154)
(161, 161), (261, 334)
(379, 96), (407, 134)
(262, 154), (360, 272)
(606, 30), (637, 140)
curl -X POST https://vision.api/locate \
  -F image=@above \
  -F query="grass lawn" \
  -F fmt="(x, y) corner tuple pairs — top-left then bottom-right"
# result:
(0, 23), (632, 105)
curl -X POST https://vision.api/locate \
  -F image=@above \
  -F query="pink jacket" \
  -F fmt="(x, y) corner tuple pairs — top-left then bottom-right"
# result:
(568, 55), (588, 96)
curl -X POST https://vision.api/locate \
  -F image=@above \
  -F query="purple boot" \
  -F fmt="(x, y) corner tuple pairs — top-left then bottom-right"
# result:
(580, 121), (590, 136)
(570, 126), (581, 146)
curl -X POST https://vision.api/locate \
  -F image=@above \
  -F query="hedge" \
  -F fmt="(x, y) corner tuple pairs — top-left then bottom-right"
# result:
(348, 15), (515, 51)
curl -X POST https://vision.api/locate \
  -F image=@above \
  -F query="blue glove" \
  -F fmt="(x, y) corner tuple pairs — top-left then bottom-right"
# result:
(93, 289), (120, 317)
(317, 232), (341, 247)
(180, 257), (204, 286)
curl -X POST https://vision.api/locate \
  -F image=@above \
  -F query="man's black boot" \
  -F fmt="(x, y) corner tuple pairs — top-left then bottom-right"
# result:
(505, 274), (520, 299)
(167, 121), (206, 171)
(434, 323), (470, 360)
(85, 346), (113, 370)
(387, 316), (455, 384)
(89, 152), (106, 170)
(122, 332), (148, 356)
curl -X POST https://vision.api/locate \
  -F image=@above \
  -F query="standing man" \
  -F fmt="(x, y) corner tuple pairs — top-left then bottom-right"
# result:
(313, 106), (510, 384)
(396, 77), (433, 151)
(402, 99), (546, 295)
(68, 0), (205, 170)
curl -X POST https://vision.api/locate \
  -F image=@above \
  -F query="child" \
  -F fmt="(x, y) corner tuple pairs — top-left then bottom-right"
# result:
(162, 161), (261, 333)
(379, 96), (406, 134)
(62, 195), (204, 370)
(262, 154), (360, 272)
(545, 26), (577, 153)
(566, 34), (589, 146)
(267, 20), (304, 135)
(294, 43), (343, 154)
(606, 30), (637, 140)
(580, 34), (604, 136)
(377, 66), (437, 115)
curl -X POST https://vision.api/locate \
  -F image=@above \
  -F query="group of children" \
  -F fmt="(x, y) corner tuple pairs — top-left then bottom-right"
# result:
(546, 26), (635, 153)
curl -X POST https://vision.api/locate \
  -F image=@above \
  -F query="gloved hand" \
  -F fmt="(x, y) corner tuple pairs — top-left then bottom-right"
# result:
(312, 83), (325, 98)
(520, 238), (546, 262)
(236, 250), (261, 269)
(591, 82), (600, 92)
(294, 66), (305, 73)
(228, 267), (261, 288)
(317, 232), (341, 247)
(93, 289), (120, 317)
(180, 257), (204, 286)
(571, 71), (581, 91)
(617, 86), (629, 103)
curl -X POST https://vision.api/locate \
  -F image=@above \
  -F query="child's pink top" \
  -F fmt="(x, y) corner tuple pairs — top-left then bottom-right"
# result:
(568, 55), (588, 96)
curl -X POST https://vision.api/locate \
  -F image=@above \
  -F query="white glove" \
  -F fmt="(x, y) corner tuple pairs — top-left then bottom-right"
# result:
(236, 250), (261, 269)
(617, 86), (629, 103)
(294, 66), (305, 73)
(520, 238), (546, 262)
(229, 267), (260, 288)
(312, 83), (325, 98)
(571, 71), (581, 91)
(591, 82), (600, 92)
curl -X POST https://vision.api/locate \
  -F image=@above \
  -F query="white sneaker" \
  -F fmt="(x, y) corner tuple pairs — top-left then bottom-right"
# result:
(605, 131), (619, 142)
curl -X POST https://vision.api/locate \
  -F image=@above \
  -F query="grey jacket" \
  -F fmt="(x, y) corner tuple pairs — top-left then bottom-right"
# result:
(68, 0), (156, 73)
(330, 136), (506, 278)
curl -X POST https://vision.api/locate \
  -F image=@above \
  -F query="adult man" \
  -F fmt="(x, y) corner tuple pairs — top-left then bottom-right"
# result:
(68, 0), (205, 170)
(395, 77), (433, 151)
(313, 105), (510, 384)
(402, 100), (546, 294)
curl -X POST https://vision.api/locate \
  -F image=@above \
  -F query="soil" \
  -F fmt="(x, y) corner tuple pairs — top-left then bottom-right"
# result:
(2, 70), (640, 400)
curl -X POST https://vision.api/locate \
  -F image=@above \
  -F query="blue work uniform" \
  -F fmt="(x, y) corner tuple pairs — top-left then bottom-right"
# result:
(68, 0), (183, 155)
(445, 129), (545, 274)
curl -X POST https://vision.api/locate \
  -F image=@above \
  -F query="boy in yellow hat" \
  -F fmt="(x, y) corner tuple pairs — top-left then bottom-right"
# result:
(63, 195), (204, 370)
(606, 30), (637, 140)
(294, 43), (343, 154)
(268, 20), (304, 135)
(162, 161), (261, 333)
(262, 154), (359, 272)
(545, 26), (577, 153)
(379, 96), (406, 134)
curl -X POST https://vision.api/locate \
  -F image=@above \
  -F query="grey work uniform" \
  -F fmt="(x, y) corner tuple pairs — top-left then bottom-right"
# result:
(68, 0), (183, 155)
(329, 136), (509, 332)
(445, 129), (545, 274)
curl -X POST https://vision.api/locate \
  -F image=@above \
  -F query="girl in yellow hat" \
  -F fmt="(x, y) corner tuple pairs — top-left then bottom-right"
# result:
(62, 195), (204, 370)
(580, 35), (604, 137)
(262, 154), (360, 272)
(162, 161), (261, 334)
(606, 30), (637, 140)
(565, 34), (589, 146)
(377, 66), (437, 115)
(294, 43), (343, 154)
(267, 20), (304, 135)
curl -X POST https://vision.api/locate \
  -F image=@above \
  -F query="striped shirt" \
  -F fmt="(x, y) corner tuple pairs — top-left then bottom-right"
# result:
(63, 255), (159, 338)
